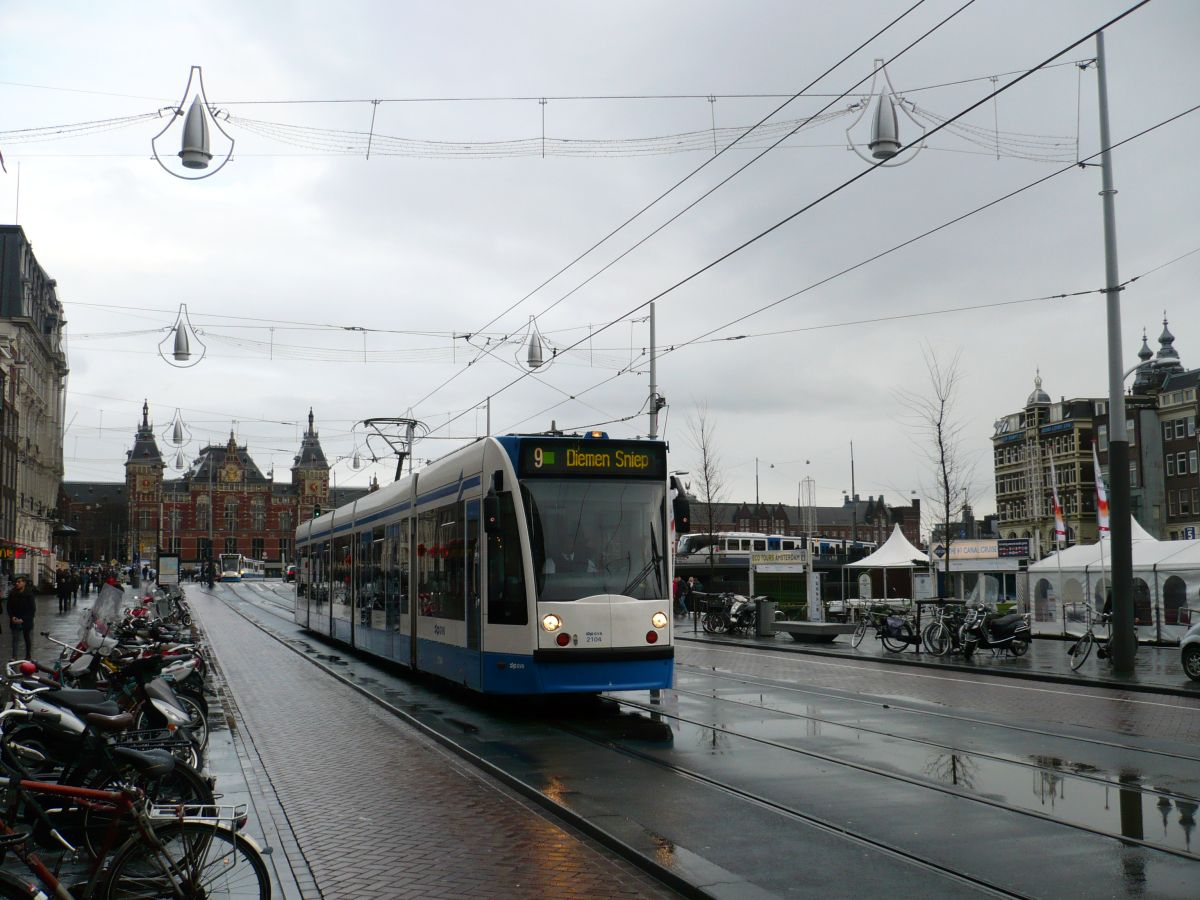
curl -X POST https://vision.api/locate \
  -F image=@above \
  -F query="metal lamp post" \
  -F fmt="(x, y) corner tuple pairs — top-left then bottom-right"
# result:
(1095, 31), (1135, 672)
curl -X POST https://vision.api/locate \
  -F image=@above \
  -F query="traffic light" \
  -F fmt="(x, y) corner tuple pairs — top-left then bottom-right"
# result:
(313, 504), (321, 517)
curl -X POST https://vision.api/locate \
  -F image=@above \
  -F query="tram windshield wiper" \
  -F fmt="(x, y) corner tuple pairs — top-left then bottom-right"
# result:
(622, 526), (663, 598)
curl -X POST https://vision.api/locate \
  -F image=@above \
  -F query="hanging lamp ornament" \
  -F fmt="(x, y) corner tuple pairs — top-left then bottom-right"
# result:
(151, 66), (235, 180)
(844, 59), (926, 167)
(163, 407), (191, 446)
(158, 303), (207, 368)
(174, 450), (187, 471)
(521, 315), (552, 370)
(352, 450), (362, 470)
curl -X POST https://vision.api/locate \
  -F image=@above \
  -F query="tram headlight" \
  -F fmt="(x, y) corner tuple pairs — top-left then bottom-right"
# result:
(651, 612), (668, 629)
(541, 614), (562, 632)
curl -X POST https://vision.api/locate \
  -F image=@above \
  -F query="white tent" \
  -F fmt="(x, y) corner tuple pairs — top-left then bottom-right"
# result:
(845, 524), (928, 602)
(1027, 517), (1197, 643)
(847, 524), (928, 568)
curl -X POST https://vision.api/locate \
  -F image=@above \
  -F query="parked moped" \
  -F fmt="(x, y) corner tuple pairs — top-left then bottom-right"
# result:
(959, 607), (1031, 660)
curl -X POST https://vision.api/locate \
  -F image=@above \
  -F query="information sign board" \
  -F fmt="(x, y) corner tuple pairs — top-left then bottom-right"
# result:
(157, 554), (180, 587)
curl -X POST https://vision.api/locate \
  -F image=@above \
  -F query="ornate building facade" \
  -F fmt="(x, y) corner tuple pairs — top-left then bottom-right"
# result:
(61, 407), (365, 572)
(0, 225), (68, 586)
(993, 317), (1197, 554)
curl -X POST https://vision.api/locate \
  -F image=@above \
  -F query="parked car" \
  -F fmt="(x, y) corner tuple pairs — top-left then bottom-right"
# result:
(1182, 610), (1200, 682)
(284, 564), (297, 583)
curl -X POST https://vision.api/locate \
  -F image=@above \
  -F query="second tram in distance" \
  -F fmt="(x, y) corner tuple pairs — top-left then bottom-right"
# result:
(294, 433), (674, 694)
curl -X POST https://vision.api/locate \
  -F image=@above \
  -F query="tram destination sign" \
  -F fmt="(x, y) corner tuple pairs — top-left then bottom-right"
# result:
(520, 440), (667, 479)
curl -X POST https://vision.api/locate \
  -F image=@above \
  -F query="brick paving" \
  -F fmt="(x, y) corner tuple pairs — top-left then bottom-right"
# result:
(193, 591), (677, 899)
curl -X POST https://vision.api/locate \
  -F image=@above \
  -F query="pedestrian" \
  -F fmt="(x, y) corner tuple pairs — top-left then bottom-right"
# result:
(672, 575), (685, 617)
(686, 576), (702, 614)
(8, 574), (36, 661)
(56, 567), (72, 614)
(71, 568), (81, 605)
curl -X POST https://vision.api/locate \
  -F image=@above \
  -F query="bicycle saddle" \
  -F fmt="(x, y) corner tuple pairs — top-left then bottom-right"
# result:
(111, 746), (175, 778)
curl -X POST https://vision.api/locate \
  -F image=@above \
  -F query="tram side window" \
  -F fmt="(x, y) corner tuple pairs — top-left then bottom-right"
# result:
(333, 536), (352, 608)
(487, 492), (528, 625)
(416, 505), (466, 619)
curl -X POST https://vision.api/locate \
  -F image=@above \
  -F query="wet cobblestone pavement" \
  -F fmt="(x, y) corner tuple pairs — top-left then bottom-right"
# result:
(192, 585), (678, 899)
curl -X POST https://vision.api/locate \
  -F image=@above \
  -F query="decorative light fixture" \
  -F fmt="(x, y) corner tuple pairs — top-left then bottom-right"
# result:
(521, 315), (552, 370)
(158, 304), (206, 368)
(151, 66), (235, 180)
(163, 408), (192, 446)
(174, 450), (188, 471)
(844, 59), (926, 167)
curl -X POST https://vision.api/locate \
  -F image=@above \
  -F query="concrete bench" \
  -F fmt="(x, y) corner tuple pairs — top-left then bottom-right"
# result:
(774, 621), (858, 643)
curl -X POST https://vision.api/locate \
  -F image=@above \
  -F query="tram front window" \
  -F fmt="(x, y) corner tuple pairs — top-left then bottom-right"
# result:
(521, 480), (666, 602)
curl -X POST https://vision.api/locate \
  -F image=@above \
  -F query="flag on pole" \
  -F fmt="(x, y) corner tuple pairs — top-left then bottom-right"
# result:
(1093, 443), (1110, 538)
(1049, 457), (1067, 545)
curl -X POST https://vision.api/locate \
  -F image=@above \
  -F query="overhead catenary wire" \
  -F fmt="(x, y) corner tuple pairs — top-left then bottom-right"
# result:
(407, 0), (962, 414)
(417, 0), (1153, 446)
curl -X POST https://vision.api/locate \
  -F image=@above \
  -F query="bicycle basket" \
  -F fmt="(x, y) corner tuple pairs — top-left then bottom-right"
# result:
(884, 616), (906, 637)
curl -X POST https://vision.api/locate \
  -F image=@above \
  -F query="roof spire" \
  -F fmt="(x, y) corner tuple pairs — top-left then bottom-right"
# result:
(1137, 328), (1152, 362)
(141, 399), (149, 430)
(308, 407), (315, 436)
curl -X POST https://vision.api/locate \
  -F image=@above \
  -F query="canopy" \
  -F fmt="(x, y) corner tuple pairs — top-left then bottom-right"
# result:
(847, 524), (928, 569)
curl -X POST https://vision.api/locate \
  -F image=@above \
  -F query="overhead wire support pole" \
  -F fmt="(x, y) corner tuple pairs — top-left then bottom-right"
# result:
(648, 302), (658, 439)
(366, 99), (380, 160)
(1096, 29), (1135, 673)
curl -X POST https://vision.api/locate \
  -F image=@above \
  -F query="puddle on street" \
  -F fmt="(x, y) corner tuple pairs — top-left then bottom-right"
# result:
(677, 712), (1200, 855)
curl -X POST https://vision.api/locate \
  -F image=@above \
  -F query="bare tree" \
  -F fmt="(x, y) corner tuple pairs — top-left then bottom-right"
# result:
(686, 404), (726, 585)
(896, 347), (974, 596)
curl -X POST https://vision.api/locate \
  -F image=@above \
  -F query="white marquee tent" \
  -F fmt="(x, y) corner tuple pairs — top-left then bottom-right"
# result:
(1027, 518), (1197, 643)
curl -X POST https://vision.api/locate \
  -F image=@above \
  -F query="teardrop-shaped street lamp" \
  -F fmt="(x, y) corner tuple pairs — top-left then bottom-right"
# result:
(844, 59), (926, 168)
(172, 418), (184, 445)
(352, 451), (362, 470)
(179, 96), (213, 169)
(151, 66), (235, 180)
(174, 451), (187, 471)
(522, 315), (549, 370)
(158, 304), (207, 368)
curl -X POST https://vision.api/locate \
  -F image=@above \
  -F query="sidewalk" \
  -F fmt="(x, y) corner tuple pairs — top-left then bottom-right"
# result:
(676, 617), (1200, 698)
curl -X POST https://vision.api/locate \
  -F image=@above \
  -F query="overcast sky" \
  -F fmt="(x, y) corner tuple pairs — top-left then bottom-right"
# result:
(1, 0), (1197, 532)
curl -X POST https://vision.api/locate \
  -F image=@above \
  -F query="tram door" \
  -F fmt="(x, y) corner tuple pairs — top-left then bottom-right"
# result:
(466, 499), (482, 688)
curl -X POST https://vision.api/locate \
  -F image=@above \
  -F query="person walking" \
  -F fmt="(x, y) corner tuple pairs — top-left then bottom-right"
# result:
(56, 567), (72, 614)
(8, 575), (36, 661)
(672, 575), (685, 617)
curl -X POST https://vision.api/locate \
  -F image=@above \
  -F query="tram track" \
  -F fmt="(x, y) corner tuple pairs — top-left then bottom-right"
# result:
(674, 659), (1200, 766)
(214, 583), (1200, 896)
(599, 691), (1200, 864)
(663, 680), (1200, 804)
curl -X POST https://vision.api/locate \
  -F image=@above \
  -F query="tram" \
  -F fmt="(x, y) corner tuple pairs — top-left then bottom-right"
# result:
(218, 553), (244, 582)
(294, 433), (675, 694)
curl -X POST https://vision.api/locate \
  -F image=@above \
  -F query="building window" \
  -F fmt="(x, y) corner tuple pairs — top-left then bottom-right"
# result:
(1190, 417), (1197, 438)
(1164, 422), (1173, 442)
(195, 497), (210, 531)
(224, 497), (238, 531)
(1127, 419), (1136, 446)
(225, 538), (238, 554)
(1168, 455), (1176, 477)
(1168, 492), (1177, 517)
(1181, 491), (1191, 517)
(1179, 452), (1189, 474)
(279, 511), (291, 532)
(1099, 425), (1108, 451)
(1130, 460), (1138, 488)
(139, 509), (152, 531)
(279, 538), (292, 561)
(1192, 450), (1199, 475)
(251, 538), (265, 559)
(1177, 420), (1187, 440)
(251, 498), (266, 531)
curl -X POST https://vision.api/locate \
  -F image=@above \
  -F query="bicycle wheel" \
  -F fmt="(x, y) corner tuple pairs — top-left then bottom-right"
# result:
(881, 620), (914, 653)
(103, 823), (270, 899)
(0, 871), (38, 898)
(1009, 637), (1030, 657)
(135, 695), (209, 753)
(851, 620), (868, 648)
(1069, 631), (1093, 671)
(923, 623), (951, 657)
(81, 758), (216, 860)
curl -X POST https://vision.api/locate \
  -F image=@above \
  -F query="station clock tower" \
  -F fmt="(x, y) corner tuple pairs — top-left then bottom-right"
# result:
(124, 400), (165, 564)
(291, 409), (330, 523)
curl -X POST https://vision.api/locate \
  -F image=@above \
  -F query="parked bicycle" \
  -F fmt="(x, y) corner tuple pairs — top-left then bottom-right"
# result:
(1068, 604), (1113, 671)
(0, 708), (269, 898)
(921, 603), (966, 657)
(851, 606), (917, 653)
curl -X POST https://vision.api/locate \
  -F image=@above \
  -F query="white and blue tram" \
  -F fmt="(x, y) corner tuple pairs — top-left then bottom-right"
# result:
(294, 433), (674, 694)
(218, 553), (244, 582)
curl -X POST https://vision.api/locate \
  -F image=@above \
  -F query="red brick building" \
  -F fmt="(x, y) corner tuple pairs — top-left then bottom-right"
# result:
(61, 405), (364, 570)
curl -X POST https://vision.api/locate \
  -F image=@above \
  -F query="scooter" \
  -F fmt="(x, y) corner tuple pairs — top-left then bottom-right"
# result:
(959, 606), (1032, 659)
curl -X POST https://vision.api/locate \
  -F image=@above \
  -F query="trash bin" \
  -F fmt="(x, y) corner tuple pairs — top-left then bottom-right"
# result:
(756, 598), (779, 637)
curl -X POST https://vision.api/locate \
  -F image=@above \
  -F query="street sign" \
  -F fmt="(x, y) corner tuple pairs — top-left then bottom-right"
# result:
(1185, 526), (1197, 540)
(750, 550), (807, 572)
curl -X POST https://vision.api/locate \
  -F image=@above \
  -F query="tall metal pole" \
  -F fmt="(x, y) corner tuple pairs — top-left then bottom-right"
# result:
(1097, 30), (1135, 672)
(850, 441), (858, 544)
(648, 302), (659, 439)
